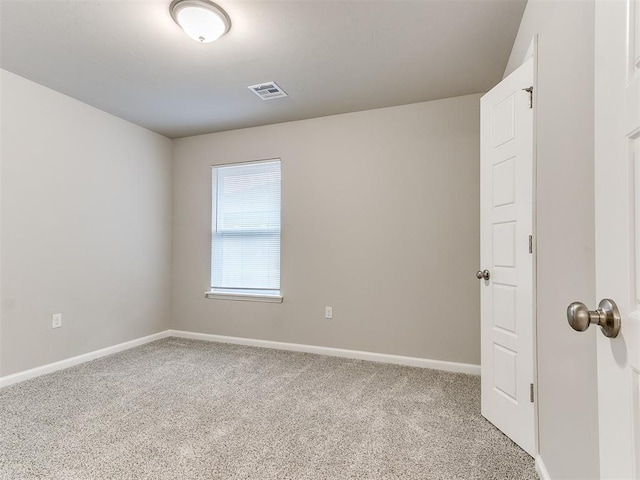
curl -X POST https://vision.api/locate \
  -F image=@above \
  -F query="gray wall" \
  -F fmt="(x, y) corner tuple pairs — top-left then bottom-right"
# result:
(506, 1), (600, 478)
(0, 70), (173, 376)
(172, 94), (482, 365)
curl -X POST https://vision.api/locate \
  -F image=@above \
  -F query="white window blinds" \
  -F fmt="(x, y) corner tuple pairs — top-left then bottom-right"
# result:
(211, 160), (281, 296)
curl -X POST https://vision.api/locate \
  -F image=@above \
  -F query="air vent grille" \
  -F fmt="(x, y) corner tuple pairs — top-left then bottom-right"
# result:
(248, 82), (288, 100)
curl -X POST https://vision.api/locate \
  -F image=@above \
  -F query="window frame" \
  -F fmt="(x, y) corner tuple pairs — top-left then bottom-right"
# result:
(205, 158), (283, 303)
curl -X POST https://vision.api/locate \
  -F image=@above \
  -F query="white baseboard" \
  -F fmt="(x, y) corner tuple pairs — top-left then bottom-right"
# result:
(0, 329), (480, 389)
(0, 330), (170, 388)
(168, 330), (481, 375)
(535, 455), (551, 480)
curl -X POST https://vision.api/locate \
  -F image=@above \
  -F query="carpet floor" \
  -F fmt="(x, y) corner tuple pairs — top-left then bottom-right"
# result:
(0, 338), (537, 479)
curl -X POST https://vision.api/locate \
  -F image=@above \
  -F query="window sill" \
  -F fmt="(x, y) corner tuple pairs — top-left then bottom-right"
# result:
(204, 291), (283, 303)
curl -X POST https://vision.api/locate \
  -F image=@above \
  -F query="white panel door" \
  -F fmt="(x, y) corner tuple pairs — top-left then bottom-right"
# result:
(480, 57), (534, 456)
(593, 0), (640, 477)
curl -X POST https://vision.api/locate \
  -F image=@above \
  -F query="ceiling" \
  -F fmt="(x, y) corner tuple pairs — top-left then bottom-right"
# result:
(0, 0), (526, 139)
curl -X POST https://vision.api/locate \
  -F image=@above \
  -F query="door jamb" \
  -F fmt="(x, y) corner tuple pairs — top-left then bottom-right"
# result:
(531, 34), (540, 461)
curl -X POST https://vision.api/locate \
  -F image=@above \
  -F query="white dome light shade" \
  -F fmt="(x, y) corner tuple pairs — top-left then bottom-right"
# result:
(170, 0), (231, 43)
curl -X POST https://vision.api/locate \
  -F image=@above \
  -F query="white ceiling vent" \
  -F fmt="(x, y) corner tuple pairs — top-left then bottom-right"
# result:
(248, 82), (288, 100)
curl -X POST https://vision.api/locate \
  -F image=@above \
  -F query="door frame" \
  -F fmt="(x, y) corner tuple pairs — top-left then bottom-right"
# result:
(530, 35), (541, 464)
(507, 35), (541, 463)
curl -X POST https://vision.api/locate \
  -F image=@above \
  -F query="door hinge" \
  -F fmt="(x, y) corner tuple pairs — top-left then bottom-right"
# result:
(530, 383), (535, 403)
(529, 235), (533, 254)
(523, 86), (533, 109)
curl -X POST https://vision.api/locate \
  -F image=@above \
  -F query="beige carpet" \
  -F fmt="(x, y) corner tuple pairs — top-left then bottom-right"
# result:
(0, 337), (537, 479)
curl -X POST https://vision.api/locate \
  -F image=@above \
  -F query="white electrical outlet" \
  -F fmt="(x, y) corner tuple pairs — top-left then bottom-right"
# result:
(325, 306), (333, 319)
(52, 313), (62, 329)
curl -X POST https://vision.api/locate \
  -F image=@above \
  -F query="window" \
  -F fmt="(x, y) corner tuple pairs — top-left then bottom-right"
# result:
(207, 159), (282, 302)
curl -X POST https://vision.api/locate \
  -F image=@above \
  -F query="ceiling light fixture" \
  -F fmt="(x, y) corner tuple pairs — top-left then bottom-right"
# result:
(169, 0), (231, 43)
